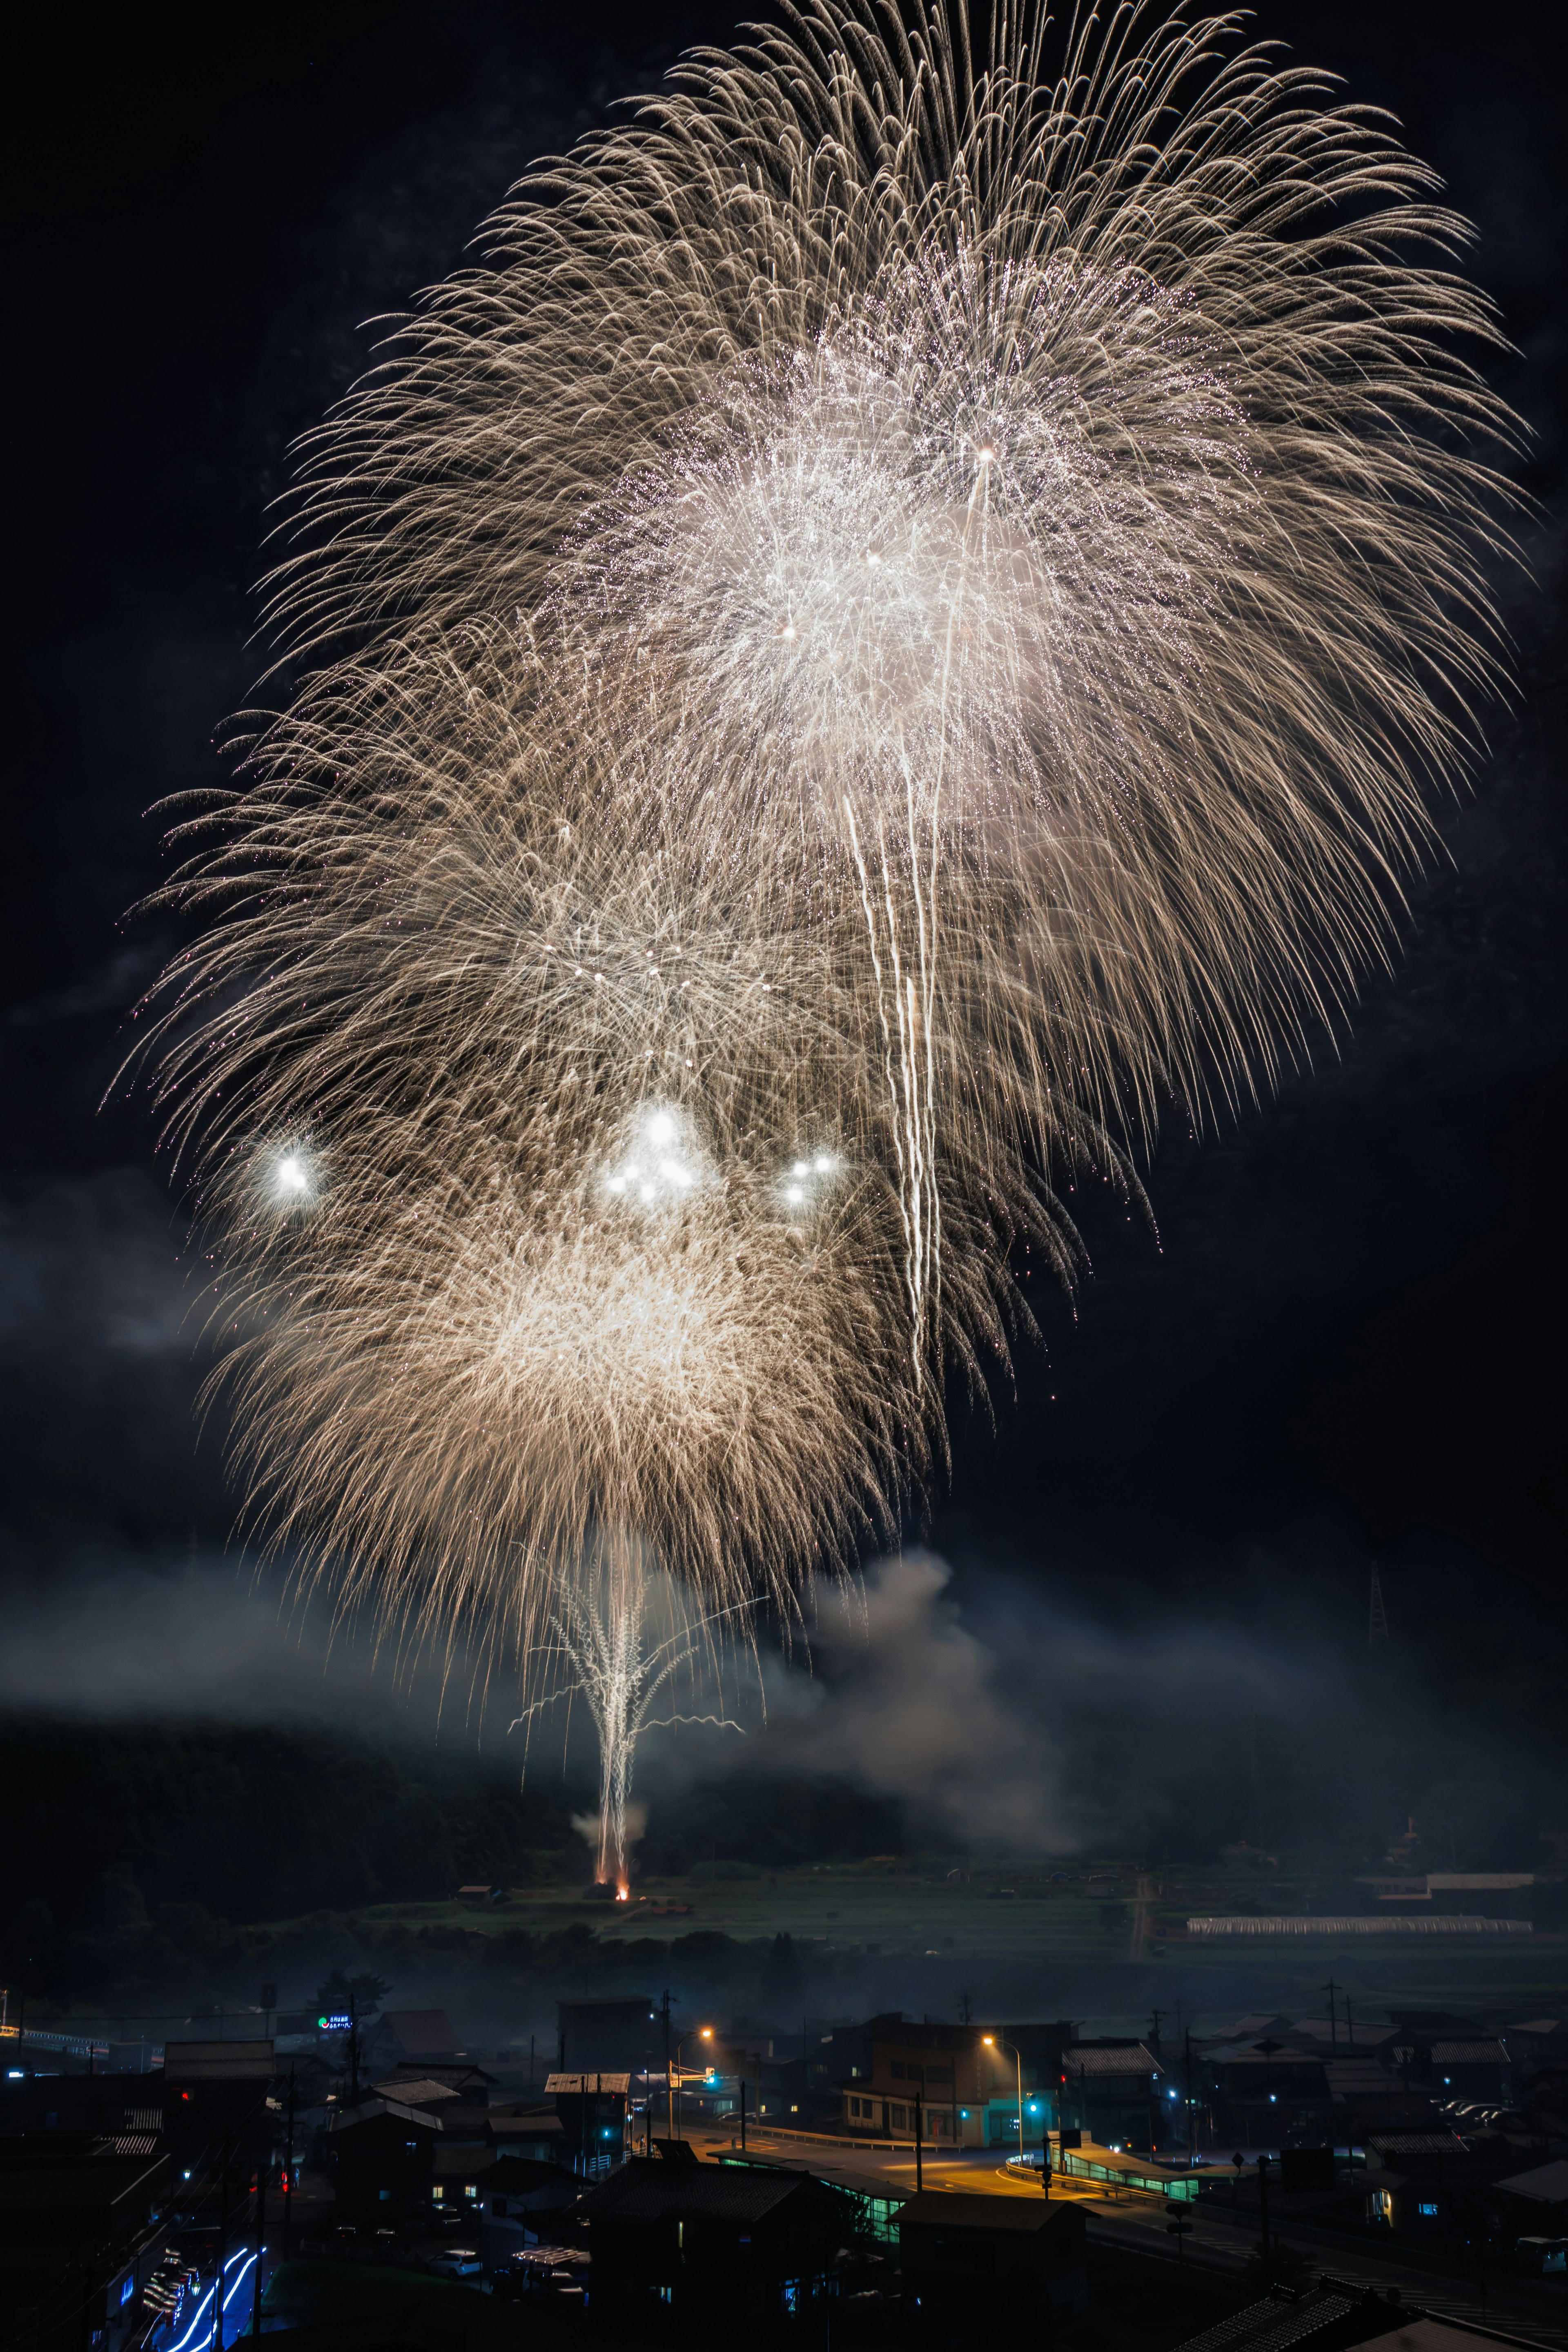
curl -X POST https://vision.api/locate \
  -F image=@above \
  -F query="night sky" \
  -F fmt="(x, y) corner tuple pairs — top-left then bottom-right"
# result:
(7, 2), (1564, 1840)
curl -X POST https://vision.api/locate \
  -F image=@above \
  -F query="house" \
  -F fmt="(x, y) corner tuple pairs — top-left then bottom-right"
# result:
(372, 2061), (494, 2105)
(576, 2146), (856, 2319)
(158, 2041), (275, 2172)
(1361, 2128), (1530, 2236)
(898, 2191), (1088, 2339)
(366, 2066), (498, 2216)
(1490, 2158), (1568, 2240)
(360, 2010), (460, 2068)
(708, 2041), (810, 2128)
(556, 1997), (660, 2076)
(1323, 2057), (1437, 2133)
(487, 2101), (565, 2163)
(712, 2151), (909, 2247)
(545, 2074), (630, 2174)
(1200, 2048), (1331, 2147)
(325, 2094), (440, 2226)
(835, 2021), (988, 2147)
(1171, 2283), (1521, 2352)
(1425, 2040), (1512, 2101)
(1061, 2042), (1168, 2152)
(477, 2155), (582, 2270)
(0, 2134), (172, 2352)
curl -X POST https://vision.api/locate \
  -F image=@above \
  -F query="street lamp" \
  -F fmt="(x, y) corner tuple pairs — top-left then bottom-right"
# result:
(673, 2028), (713, 2139)
(983, 2036), (1039, 2189)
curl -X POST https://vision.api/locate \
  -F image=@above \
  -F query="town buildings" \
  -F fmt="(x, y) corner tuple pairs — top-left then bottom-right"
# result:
(899, 2191), (1089, 2338)
(576, 2144), (855, 2321)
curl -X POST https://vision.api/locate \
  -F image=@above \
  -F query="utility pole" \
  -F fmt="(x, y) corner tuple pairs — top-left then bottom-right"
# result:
(347, 1993), (361, 2106)
(1322, 1978), (1339, 2052)
(739, 2079), (746, 2153)
(282, 2067), (296, 2262)
(1148, 2009), (1165, 2061)
(211, 2134), (232, 2352)
(1183, 2031), (1197, 2168)
(958, 1989), (971, 2026)
(1257, 2154), (1271, 2282)
(251, 2161), (267, 2339)
(660, 1992), (672, 2133)
(914, 2094), (923, 2192)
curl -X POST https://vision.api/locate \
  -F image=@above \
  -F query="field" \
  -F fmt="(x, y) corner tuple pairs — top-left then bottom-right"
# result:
(329, 1859), (1565, 2030)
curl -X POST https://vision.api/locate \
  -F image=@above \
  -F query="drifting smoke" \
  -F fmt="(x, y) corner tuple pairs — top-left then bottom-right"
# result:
(130, 1), (1517, 1668)
(771, 1552), (1067, 1849)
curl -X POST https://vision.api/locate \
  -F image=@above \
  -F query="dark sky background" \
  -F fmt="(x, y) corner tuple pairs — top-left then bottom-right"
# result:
(6, 1), (1564, 1854)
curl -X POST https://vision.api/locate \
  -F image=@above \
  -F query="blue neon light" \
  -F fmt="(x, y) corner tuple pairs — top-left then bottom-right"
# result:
(165, 2249), (256, 2352)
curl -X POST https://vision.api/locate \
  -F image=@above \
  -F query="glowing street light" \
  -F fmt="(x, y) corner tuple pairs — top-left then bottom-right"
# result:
(984, 2033), (1044, 2192)
(673, 2027), (714, 2139)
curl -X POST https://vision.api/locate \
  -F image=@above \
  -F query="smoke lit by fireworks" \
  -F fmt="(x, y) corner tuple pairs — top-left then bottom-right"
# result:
(131, 2), (1519, 1677)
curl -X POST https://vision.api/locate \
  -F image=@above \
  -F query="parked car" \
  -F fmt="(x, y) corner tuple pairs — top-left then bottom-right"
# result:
(427, 2248), (483, 2279)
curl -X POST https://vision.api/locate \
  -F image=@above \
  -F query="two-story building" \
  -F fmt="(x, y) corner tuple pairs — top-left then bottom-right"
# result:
(837, 2022), (987, 2146)
(370, 2069), (497, 2217)
(1060, 2041), (1168, 2152)
(325, 2093), (440, 2227)
(578, 2145), (856, 2321)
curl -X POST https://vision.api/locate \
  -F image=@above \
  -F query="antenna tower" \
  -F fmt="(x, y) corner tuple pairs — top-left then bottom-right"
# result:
(1368, 1564), (1390, 1648)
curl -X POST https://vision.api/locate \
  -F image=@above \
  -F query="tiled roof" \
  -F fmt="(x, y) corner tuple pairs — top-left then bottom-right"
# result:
(328, 2096), (441, 2134)
(371, 2076), (458, 2105)
(1166, 2286), (1359, 2352)
(1323, 2060), (1399, 2088)
(1367, 2131), (1466, 2156)
(579, 2159), (811, 2225)
(1429, 2041), (1508, 2062)
(1065, 2045), (1162, 2076)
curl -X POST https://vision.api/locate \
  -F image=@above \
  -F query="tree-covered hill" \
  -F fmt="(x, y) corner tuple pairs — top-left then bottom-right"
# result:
(0, 1712), (578, 1997)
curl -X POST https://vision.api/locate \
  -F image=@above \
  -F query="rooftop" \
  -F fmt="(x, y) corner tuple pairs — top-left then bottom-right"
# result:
(1494, 2159), (1568, 2203)
(1066, 2043), (1163, 2078)
(1171, 2285), (1361, 2352)
(1367, 2131), (1468, 2156)
(327, 2096), (441, 2134)
(370, 2077), (457, 2107)
(900, 2191), (1074, 2236)
(578, 2157), (821, 2226)
(0, 2154), (168, 2213)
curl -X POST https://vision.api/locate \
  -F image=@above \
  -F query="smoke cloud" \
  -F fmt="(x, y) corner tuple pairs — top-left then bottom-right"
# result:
(758, 1553), (1067, 1850)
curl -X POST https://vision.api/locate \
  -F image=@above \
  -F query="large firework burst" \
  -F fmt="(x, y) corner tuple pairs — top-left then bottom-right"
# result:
(137, 1), (1518, 1657)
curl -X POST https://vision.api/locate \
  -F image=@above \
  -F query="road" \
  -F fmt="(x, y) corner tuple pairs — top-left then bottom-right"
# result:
(682, 2123), (1567, 2348)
